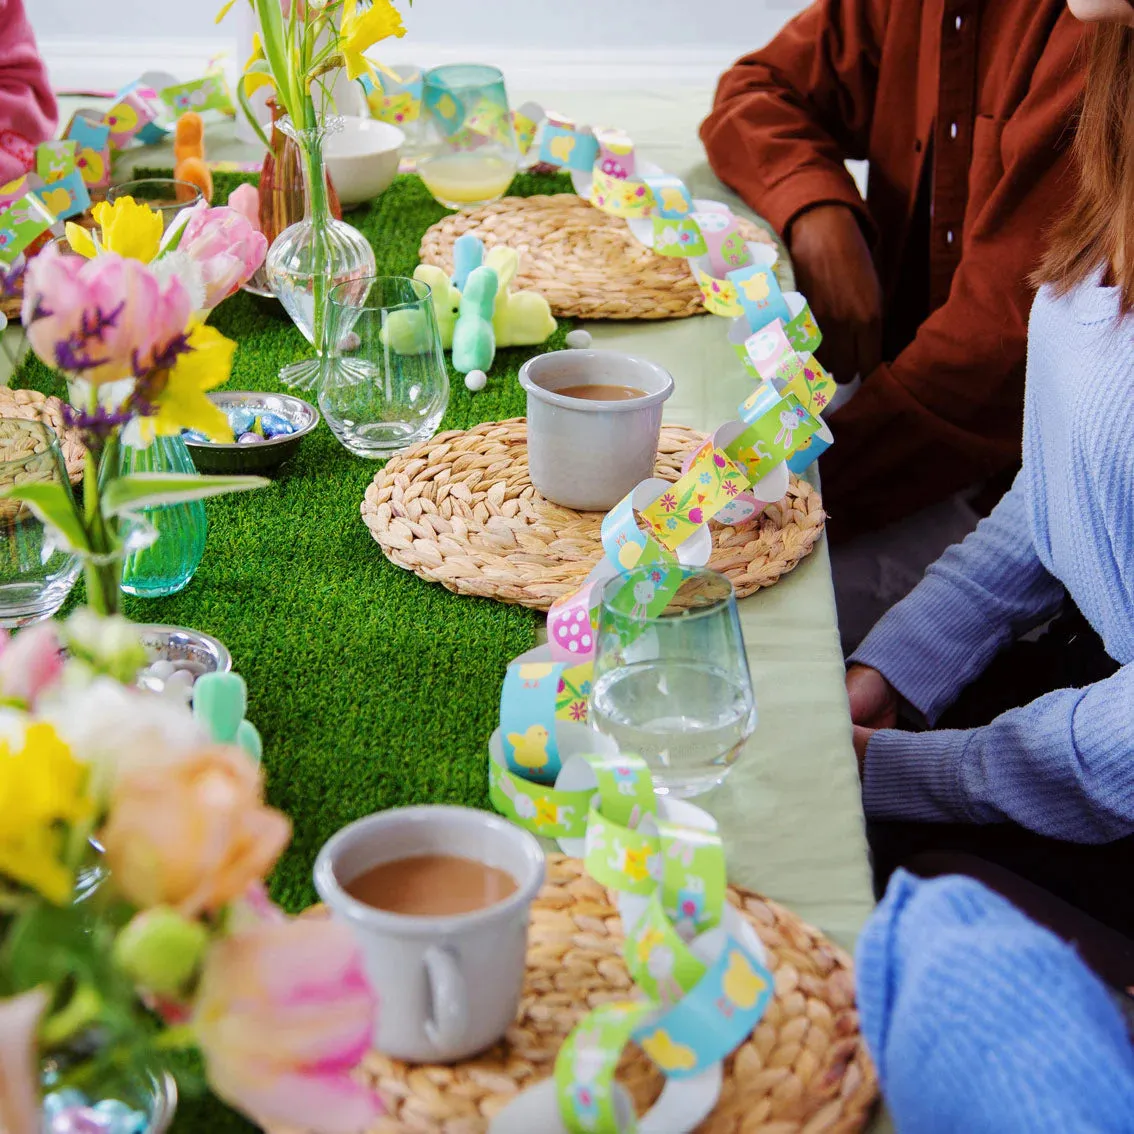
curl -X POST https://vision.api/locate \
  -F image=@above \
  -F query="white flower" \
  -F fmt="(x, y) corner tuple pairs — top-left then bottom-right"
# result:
(43, 677), (207, 799)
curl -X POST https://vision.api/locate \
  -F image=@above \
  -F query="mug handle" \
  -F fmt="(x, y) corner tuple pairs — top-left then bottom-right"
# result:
(423, 945), (469, 1052)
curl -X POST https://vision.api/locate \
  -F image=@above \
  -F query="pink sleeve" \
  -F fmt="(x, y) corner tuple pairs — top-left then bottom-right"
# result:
(0, 0), (57, 186)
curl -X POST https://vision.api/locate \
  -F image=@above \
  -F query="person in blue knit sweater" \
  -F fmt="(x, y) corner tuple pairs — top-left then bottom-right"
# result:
(857, 871), (1134, 1132)
(847, 0), (1134, 976)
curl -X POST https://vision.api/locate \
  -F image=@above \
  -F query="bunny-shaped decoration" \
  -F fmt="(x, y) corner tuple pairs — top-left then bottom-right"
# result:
(413, 264), (462, 349)
(483, 246), (558, 347)
(452, 232), (484, 291)
(453, 265), (499, 375)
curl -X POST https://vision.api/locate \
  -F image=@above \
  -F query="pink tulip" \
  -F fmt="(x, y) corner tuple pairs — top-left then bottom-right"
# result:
(178, 203), (268, 310)
(193, 914), (381, 1133)
(226, 184), (261, 233)
(100, 744), (291, 918)
(0, 988), (48, 1134)
(0, 624), (63, 708)
(22, 246), (193, 385)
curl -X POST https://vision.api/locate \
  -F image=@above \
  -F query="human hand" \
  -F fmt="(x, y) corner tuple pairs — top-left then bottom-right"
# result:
(853, 725), (876, 778)
(846, 664), (899, 728)
(788, 204), (883, 384)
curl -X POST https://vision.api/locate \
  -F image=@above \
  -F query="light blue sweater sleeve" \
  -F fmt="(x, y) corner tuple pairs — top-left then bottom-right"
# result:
(857, 871), (1134, 1134)
(862, 661), (1134, 840)
(850, 476), (1065, 724)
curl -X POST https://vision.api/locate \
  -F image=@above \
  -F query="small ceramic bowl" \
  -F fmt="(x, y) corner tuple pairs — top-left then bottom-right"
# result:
(184, 391), (319, 475)
(518, 349), (674, 511)
(324, 116), (405, 208)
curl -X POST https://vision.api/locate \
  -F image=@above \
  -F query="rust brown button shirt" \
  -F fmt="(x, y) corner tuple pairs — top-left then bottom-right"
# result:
(701, 0), (1085, 538)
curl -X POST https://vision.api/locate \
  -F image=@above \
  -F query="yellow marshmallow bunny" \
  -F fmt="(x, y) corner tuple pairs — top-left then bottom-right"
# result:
(483, 246), (557, 347)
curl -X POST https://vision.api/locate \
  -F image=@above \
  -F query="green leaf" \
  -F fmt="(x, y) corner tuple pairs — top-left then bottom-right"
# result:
(0, 482), (90, 552)
(237, 65), (273, 149)
(102, 473), (269, 516)
(254, 0), (298, 117)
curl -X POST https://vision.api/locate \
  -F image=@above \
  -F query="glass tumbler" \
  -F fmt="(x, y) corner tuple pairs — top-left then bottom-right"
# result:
(106, 179), (204, 227)
(322, 276), (450, 457)
(418, 64), (519, 209)
(590, 566), (757, 798)
(0, 419), (81, 626)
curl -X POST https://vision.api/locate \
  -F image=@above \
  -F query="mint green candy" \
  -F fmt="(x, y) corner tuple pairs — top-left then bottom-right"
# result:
(193, 671), (247, 744)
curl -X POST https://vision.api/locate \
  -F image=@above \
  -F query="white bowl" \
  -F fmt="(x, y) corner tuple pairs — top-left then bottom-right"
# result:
(323, 116), (404, 207)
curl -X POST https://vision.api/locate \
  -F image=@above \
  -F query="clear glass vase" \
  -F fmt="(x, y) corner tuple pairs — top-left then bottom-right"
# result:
(114, 435), (207, 598)
(264, 116), (377, 391)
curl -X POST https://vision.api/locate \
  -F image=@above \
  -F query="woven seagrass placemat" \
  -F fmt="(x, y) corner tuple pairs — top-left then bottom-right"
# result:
(361, 419), (825, 611)
(418, 195), (787, 321)
(272, 854), (876, 1134)
(0, 387), (84, 484)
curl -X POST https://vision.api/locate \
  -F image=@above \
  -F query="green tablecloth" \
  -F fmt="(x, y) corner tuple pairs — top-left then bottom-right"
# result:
(2, 86), (879, 1131)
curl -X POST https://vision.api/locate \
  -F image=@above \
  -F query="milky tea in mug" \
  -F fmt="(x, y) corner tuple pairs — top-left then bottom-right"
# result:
(314, 806), (545, 1062)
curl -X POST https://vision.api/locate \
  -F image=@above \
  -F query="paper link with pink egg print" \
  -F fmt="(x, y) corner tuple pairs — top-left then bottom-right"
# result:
(490, 763), (771, 1134)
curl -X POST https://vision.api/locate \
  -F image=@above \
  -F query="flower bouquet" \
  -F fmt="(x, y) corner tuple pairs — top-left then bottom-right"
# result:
(217, 0), (407, 388)
(0, 613), (382, 1134)
(13, 195), (269, 616)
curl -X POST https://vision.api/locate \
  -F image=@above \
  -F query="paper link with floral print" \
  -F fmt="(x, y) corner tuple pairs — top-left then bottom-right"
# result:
(638, 446), (747, 553)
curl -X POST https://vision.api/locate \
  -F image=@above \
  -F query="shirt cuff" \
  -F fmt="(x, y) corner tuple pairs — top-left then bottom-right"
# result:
(862, 728), (973, 824)
(748, 165), (874, 244)
(850, 573), (999, 725)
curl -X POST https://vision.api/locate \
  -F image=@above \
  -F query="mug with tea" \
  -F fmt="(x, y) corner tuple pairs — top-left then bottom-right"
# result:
(518, 349), (675, 511)
(314, 805), (545, 1063)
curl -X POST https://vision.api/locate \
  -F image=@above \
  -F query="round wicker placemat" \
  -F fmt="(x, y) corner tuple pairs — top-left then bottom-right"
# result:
(273, 855), (876, 1134)
(0, 387), (84, 484)
(361, 419), (825, 611)
(418, 195), (784, 321)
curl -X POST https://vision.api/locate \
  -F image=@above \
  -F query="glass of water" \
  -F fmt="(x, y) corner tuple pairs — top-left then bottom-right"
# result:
(323, 276), (450, 458)
(590, 566), (757, 798)
(0, 419), (81, 626)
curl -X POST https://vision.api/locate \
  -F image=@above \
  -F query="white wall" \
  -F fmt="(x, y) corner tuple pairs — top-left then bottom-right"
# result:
(28, 0), (809, 92)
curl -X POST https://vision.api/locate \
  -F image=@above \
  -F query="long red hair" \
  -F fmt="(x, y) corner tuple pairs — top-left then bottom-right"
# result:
(1036, 20), (1134, 311)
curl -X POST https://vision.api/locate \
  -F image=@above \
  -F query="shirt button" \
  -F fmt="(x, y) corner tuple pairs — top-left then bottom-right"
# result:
(946, 230), (956, 245)
(955, 14), (963, 30)
(950, 122), (958, 140)
(914, 138), (923, 153)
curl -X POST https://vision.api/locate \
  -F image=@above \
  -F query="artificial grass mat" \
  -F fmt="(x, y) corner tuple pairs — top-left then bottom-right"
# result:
(17, 169), (576, 1133)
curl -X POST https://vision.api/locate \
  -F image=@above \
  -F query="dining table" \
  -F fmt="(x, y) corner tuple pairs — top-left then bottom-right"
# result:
(1, 81), (883, 1133)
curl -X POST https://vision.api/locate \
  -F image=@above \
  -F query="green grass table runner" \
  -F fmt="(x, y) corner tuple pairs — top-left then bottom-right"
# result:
(17, 170), (574, 1133)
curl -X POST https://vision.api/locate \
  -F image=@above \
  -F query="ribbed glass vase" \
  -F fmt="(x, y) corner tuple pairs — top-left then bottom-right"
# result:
(115, 435), (207, 597)
(264, 115), (377, 391)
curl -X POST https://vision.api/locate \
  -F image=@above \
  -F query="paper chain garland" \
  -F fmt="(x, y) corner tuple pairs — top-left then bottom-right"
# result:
(489, 753), (773, 1134)
(0, 70), (233, 267)
(468, 102), (843, 1133)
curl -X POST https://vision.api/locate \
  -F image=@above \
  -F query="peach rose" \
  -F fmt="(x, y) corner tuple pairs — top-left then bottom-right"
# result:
(100, 745), (290, 917)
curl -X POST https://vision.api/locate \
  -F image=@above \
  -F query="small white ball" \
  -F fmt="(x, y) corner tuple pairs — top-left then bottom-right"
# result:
(464, 369), (487, 391)
(566, 329), (593, 349)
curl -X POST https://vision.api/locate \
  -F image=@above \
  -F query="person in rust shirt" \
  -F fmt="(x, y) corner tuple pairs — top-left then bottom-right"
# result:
(702, 0), (1085, 647)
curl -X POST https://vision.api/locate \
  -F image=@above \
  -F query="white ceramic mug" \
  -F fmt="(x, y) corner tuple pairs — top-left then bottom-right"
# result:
(314, 806), (546, 1063)
(519, 349), (675, 511)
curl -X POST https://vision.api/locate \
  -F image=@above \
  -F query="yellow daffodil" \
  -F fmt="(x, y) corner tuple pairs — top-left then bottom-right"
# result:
(339, 0), (406, 82)
(242, 33), (275, 98)
(0, 723), (92, 904)
(67, 198), (164, 264)
(140, 323), (236, 444)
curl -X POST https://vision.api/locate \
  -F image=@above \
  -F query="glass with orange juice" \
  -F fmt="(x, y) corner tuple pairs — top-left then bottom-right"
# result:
(418, 64), (519, 210)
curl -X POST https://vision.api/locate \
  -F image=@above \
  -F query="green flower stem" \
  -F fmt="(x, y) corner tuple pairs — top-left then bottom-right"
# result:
(296, 99), (333, 367)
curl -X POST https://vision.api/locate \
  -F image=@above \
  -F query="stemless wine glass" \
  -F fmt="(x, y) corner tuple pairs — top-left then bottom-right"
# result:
(322, 276), (450, 457)
(0, 419), (81, 626)
(418, 64), (519, 209)
(107, 179), (204, 228)
(590, 566), (757, 798)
